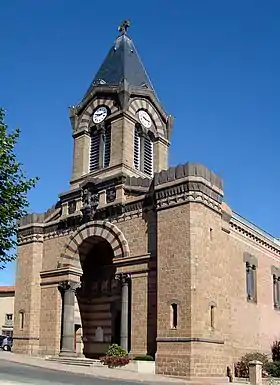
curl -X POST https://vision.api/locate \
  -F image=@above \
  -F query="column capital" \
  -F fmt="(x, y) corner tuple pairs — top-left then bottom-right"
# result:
(59, 280), (81, 293)
(115, 273), (131, 285)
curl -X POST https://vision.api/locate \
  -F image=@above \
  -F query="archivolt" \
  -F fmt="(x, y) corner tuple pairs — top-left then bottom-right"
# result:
(128, 98), (165, 138)
(78, 98), (118, 132)
(60, 220), (130, 265)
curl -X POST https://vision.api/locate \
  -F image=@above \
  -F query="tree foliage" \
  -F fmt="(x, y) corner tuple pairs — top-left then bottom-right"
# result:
(0, 108), (38, 268)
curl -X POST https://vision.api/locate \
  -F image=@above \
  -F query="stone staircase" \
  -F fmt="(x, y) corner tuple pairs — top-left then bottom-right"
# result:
(45, 355), (103, 367)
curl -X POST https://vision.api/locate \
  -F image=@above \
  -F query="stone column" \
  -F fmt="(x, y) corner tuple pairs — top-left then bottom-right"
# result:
(115, 273), (131, 352)
(249, 360), (263, 385)
(59, 281), (80, 357)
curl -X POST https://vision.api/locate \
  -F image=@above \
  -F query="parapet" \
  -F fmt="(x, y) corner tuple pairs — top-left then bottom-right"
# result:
(154, 162), (223, 191)
(125, 162), (223, 193)
(19, 202), (60, 227)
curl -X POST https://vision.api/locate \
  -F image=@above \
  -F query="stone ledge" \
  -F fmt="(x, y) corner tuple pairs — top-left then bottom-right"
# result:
(156, 337), (224, 344)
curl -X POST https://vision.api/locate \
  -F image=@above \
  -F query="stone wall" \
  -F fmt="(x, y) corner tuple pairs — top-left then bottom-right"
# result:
(39, 285), (62, 356)
(14, 159), (280, 379)
(13, 241), (43, 355)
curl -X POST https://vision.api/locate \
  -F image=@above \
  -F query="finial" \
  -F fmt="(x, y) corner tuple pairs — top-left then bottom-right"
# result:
(118, 20), (131, 35)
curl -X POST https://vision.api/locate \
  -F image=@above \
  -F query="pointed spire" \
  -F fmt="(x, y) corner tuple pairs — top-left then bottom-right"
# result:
(83, 21), (156, 100)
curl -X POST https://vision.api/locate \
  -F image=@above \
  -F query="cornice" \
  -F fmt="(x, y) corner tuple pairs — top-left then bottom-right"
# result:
(230, 215), (280, 256)
(40, 266), (82, 279)
(156, 189), (222, 214)
(18, 176), (223, 246)
(112, 253), (151, 267)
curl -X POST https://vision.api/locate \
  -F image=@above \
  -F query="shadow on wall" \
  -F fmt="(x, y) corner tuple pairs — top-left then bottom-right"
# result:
(143, 179), (157, 358)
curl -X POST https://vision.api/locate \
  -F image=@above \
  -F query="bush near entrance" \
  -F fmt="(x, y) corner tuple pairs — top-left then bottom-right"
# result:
(234, 342), (280, 379)
(234, 352), (269, 378)
(100, 344), (130, 368)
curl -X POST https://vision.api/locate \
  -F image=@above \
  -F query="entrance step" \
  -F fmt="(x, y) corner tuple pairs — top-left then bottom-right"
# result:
(45, 356), (103, 367)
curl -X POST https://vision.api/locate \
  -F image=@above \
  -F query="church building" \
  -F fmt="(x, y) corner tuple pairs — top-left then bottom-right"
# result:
(13, 22), (280, 380)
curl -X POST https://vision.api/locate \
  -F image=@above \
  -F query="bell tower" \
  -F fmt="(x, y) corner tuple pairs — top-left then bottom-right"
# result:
(69, 21), (173, 189)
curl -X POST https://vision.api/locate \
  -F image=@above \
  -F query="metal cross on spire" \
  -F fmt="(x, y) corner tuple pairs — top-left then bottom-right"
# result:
(118, 20), (131, 35)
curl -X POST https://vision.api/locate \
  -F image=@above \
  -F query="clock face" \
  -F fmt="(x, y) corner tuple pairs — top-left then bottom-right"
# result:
(138, 110), (152, 128)
(92, 106), (108, 124)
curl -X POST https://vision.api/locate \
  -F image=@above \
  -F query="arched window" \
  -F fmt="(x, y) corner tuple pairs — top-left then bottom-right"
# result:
(134, 128), (154, 177)
(209, 301), (217, 330)
(170, 303), (178, 329)
(19, 310), (25, 330)
(89, 125), (111, 172)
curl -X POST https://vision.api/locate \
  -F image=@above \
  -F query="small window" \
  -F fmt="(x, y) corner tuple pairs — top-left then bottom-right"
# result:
(170, 303), (178, 329)
(19, 311), (25, 330)
(210, 305), (215, 329)
(273, 274), (280, 309)
(5, 314), (13, 326)
(209, 228), (213, 241)
(246, 262), (257, 302)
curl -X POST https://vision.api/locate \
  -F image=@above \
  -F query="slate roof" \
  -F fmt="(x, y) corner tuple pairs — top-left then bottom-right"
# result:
(83, 33), (156, 99)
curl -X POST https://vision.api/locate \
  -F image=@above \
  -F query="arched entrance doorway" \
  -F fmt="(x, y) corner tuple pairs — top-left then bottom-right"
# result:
(78, 236), (123, 358)
(59, 221), (131, 359)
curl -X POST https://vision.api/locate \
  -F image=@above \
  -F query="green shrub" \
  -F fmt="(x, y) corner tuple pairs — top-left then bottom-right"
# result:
(100, 355), (130, 368)
(106, 343), (128, 358)
(272, 341), (280, 362)
(264, 362), (280, 378)
(99, 344), (129, 368)
(133, 355), (154, 361)
(234, 352), (269, 378)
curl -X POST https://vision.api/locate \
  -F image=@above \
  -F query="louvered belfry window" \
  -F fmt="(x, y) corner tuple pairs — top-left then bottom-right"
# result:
(143, 136), (153, 176)
(89, 132), (100, 171)
(103, 126), (111, 168)
(133, 128), (154, 177)
(134, 128), (141, 170)
(89, 125), (111, 172)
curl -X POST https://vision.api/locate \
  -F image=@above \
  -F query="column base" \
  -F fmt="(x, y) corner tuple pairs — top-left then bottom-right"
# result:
(59, 349), (78, 357)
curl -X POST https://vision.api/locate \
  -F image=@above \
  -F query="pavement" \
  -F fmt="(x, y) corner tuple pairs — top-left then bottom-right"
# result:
(0, 359), (147, 385)
(0, 351), (186, 384)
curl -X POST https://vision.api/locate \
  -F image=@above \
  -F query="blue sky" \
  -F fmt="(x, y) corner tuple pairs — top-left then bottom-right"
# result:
(1, 0), (280, 284)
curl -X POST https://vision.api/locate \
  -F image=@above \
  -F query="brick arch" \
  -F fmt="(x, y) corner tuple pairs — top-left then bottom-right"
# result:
(128, 98), (166, 138)
(78, 98), (118, 132)
(60, 221), (130, 265)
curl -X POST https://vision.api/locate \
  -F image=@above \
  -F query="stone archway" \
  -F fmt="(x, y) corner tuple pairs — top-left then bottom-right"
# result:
(60, 220), (130, 266)
(58, 221), (131, 359)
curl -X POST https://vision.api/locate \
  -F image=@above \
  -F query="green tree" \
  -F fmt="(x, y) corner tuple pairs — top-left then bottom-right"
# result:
(0, 108), (38, 268)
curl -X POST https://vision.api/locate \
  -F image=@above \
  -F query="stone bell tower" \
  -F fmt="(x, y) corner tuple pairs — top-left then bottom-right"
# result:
(69, 21), (173, 191)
